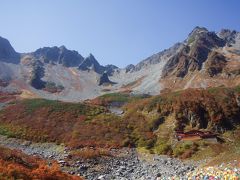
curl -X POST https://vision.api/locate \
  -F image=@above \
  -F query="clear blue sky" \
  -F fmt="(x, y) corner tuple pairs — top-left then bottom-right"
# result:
(0, 0), (239, 67)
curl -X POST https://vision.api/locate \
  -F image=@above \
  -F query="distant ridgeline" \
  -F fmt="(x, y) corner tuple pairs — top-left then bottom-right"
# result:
(0, 27), (240, 101)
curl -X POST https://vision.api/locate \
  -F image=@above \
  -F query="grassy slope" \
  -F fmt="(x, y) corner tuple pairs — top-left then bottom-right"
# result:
(122, 86), (240, 162)
(0, 87), (240, 163)
(90, 92), (149, 106)
(0, 98), (129, 148)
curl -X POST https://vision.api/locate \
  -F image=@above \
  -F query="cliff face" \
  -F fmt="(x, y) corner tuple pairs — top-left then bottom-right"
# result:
(159, 28), (240, 91)
(98, 72), (116, 86)
(0, 36), (20, 64)
(33, 46), (84, 67)
(161, 27), (225, 78)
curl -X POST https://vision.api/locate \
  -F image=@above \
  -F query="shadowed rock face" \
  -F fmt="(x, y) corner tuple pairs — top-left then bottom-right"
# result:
(79, 53), (104, 73)
(161, 27), (227, 78)
(0, 36), (20, 64)
(218, 29), (237, 45)
(33, 46), (84, 67)
(205, 51), (227, 77)
(105, 64), (119, 75)
(161, 45), (191, 78)
(29, 61), (46, 89)
(98, 72), (116, 86)
(125, 64), (135, 73)
(79, 54), (118, 75)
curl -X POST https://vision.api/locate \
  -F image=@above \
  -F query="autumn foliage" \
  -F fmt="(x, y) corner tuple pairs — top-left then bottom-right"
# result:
(0, 86), (240, 157)
(0, 99), (128, 148)
(0, 146), (83, 180)
(0, 92), (19, 103)
(124, 86), (240, 131)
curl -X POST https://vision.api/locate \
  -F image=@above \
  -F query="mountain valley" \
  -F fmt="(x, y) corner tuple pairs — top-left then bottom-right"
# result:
(0, 27), (240, 179)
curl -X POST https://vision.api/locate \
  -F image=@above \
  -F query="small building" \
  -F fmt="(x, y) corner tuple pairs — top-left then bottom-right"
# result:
(175, 130), (217, 141)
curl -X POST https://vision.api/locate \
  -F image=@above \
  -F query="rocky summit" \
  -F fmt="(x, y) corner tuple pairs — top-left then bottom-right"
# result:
(0, 36), (20, 64)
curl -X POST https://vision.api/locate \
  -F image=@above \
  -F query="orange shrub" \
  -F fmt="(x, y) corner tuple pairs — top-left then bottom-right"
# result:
(0, 146), (83, 180)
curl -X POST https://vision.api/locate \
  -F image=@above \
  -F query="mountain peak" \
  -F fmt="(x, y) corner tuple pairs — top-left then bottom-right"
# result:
(59, 45), (67, 50)
(98, 71), (116, 86)
(190, 26), (208, 34)
(33, 46), (84, 67)
(219, 28), (237, 35)
(217, 29), (238, 44)
(0, 36), (20, 64)
(79, 53), (103, 73)
(88, 53), (95, 58)
(187, 27), (209, 43)
(83, 53), (99, 64)
(78, 54), (118, 75)
(186, 26), (225, 48)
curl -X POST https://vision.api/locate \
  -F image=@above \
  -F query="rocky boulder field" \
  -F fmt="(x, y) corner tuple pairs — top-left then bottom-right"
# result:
(0, 135), (239, 180)
(63, 148), (196, 180)
(0, 135), (196, 179)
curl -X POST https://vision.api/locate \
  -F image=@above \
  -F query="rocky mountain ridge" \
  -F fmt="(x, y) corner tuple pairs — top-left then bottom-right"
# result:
(32, 46), (118, 75)
(0, 26), (239, 101)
